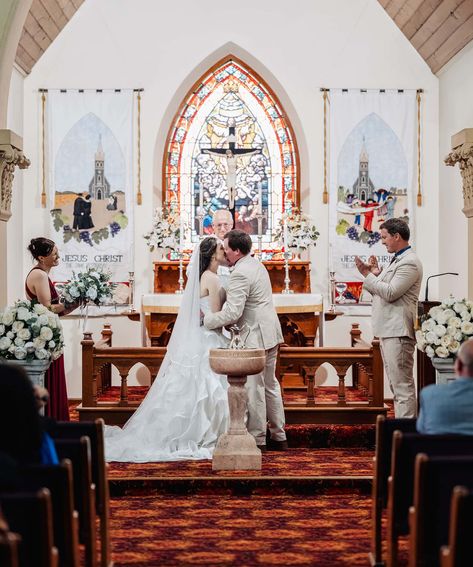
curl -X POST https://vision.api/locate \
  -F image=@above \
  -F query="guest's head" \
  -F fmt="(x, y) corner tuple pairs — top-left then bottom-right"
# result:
(379, 218), (410, 253)
(0, 364), (42, 465)
(28, 237), (59, 268)
(455, 340), (473, 378)
(199, 236), (227, 279)
(212, 209), (233, 240)
(224, 229), (252, 266)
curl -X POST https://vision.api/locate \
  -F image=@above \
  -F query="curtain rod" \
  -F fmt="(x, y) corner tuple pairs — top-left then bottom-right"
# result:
(319, 87), (423, 93)
(38, 88), (144, 93)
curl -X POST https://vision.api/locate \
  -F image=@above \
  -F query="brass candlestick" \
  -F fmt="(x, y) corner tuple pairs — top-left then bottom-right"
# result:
(282, 250), (294, 294)
(329, 270), (336, 312)
(175, 252), (185, 294)
(128, 271), (136, 312)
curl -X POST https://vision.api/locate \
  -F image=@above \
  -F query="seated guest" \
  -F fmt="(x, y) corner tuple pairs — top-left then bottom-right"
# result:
(417, 339), (473, 435)
(0, 363), (58, 466)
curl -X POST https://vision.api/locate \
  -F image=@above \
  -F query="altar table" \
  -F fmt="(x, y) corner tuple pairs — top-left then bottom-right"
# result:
(140, 293), (327, 347)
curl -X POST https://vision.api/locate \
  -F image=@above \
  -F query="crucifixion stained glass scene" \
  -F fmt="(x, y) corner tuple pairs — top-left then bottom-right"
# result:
(164, 60), (298, 247)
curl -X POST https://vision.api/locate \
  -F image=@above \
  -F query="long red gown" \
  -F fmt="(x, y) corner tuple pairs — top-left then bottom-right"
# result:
(25, 267), (70, 421)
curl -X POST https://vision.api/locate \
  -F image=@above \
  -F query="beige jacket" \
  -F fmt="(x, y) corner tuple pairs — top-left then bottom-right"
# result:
(362, 248), (423, 339)
(204, 254), (283, 350)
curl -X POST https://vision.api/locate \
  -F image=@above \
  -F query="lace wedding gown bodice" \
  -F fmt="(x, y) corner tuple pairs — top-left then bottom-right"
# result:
(105, 297), (229, 462)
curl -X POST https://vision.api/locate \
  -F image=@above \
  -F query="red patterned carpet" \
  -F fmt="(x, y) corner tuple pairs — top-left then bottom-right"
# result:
(110, 490), (373, 567)
(68, 392), (399, 565)
(108, 448), (373, 479)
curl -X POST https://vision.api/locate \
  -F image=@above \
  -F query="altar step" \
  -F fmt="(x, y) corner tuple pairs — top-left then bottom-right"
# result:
(75, 385), (390, 427)
(107, 448), (373, 497)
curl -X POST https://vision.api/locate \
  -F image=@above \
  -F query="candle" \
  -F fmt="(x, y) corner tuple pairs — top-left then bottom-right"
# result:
(199, 184), (203, 209)
(329, 243), (334, 272)
(179, 209), (184, 251)
(283, 215), (288, 252)
(257, 181), (262, 215)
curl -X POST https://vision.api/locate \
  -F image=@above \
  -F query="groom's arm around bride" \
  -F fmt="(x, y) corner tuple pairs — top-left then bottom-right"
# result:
(204, 230), (287, 451)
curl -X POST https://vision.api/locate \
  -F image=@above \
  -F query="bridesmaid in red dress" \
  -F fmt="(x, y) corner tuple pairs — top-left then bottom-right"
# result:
(25, 238), (76, 421)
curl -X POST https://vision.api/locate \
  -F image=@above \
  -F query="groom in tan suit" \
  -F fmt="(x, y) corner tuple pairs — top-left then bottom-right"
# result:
(355, 218), (423, 418)
(204, 229), (287, 451)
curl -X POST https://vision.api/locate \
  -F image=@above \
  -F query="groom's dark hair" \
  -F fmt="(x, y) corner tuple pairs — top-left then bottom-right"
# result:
(225, 230), (252, 255)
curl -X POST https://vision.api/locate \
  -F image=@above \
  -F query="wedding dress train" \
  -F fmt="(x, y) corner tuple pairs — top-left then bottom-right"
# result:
(105, 297), (229, 462)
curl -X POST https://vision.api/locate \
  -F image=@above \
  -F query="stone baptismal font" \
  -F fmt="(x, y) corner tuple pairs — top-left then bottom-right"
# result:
(209, 326), (266, 471)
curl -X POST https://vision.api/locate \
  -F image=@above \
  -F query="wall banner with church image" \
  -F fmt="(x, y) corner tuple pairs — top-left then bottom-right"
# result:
(328, 89), (417, 304)
(47, 89), (134, 294)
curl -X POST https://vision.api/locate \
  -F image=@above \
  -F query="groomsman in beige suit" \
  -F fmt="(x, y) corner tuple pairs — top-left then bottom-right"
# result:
(204, 229), (287, 451)
(355, 218), (423, 417)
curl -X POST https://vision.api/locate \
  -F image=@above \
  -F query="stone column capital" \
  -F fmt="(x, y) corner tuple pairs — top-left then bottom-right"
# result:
(0, 129), (30, 222)
(445, 128), (473, 218)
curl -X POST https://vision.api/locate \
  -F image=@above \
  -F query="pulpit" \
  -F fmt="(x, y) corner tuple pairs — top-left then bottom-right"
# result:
(153, 259), (311, 294)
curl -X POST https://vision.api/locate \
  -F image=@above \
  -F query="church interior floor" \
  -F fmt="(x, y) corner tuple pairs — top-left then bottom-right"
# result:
(67, 393), (398, 565)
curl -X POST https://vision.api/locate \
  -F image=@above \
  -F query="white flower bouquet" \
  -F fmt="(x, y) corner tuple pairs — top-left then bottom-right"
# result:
(144, 207), (183, 252)
(0, 299), (64, 361)
(275, 207), (320, 250)
(416, 296), (473, 359)
(60, 267), (115, 307)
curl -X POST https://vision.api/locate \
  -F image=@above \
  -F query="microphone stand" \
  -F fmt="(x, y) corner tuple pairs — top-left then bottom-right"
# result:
(424, 272), (459, 302)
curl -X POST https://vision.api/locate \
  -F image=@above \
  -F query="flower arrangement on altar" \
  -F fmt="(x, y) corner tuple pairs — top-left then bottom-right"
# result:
(59, 267), (115, 307)
(0, 299), (64, 361)
(144, 207), (183, 253)
(416, 296), (473, 359)
(274, 207), (320, 251)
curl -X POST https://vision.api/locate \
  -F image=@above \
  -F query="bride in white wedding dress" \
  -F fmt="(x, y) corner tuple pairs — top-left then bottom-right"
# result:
(105, 236), (230, 462)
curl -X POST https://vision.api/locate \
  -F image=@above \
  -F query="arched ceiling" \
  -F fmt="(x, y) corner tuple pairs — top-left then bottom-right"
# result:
(14, 0), (83, 74)
(379, 0), (473, 73)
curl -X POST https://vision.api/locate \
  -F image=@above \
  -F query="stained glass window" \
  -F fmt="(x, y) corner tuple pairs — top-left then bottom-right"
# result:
(163, 58), (298, 247)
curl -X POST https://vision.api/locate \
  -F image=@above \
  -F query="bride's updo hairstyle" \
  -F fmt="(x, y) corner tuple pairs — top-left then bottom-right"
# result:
(199, 236), (218, 279)
(28, 237), (55, 261)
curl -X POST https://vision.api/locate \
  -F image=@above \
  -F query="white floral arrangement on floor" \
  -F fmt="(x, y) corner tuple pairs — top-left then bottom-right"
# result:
(59, 267), (115, 306)
(0, 299), (64, 361)
(416, 296), (473, 359)
(144, 207), (183, 252)
(274, 207), (320, 250)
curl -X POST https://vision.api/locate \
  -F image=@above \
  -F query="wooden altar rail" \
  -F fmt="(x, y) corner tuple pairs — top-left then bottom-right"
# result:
(279, 325), (386, 424)
(79, 324), (387, 425)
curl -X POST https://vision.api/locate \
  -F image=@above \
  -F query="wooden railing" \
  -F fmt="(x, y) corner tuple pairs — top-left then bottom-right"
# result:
(81, 324), (166, 411)
(80, 323), (386, 425)
(279, 324), (383, 410)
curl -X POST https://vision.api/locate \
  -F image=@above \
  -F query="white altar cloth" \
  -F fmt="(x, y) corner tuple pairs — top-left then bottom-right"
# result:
(141, 293), (325, 345)
(141, 293), (323, 314)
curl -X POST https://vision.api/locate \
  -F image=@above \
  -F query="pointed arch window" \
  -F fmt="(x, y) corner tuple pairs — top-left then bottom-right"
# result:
(163, 57), (299, 245)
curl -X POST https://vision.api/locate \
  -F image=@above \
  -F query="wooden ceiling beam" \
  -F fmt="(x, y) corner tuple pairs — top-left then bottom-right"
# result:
(402, 0), (444, 39)
(411, 0), (464, 50)
(393, 0), (426, 29)
(23, 12), (50, 51)
(29, 0), (61, 42)
(418, 0), (473, 59)
(427, 11), (473, 72)
(16, 44), (36, 74)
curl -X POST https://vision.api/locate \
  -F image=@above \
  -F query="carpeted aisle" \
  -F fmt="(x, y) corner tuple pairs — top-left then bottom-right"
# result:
(110, 490), (372, 567)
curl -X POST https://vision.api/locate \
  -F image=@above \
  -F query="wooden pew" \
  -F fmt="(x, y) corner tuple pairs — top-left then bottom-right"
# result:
(441, 486), (473, 567)
(0, 489), (58, 567)
(409, 455), (473, 567)
(49, 419), (112, 567)
(387, 433), (473, 567)
(55, 437), (97, 567)
(278, 331), (386, 424)
(369, 416), (417, 567)
(0, 507), (20, 567)
(20, 460), (80, 567)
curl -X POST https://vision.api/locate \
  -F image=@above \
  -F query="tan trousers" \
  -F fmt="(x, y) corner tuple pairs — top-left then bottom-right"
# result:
(246, 345), (286, 445)
(380, 336), (417, 418)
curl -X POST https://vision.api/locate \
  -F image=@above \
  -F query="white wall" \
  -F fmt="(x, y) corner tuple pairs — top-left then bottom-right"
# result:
(437, 41), (473, 300)
(11, 0), (439, 397)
